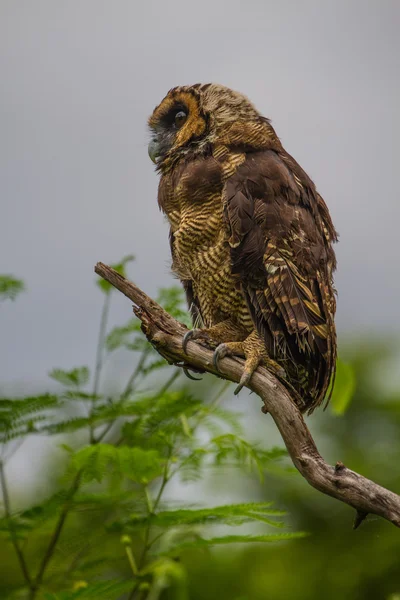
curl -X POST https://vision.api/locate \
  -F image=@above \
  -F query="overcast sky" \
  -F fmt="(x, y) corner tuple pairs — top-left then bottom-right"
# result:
(1, 0), (400, 387)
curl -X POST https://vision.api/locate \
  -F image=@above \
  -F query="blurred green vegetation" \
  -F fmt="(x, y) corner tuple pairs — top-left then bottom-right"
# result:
(1, 266), (400, 599)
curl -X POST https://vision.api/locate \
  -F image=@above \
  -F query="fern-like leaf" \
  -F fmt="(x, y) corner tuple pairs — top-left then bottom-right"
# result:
(210, 434), (287, 480)
(0, 275), (25, 301)
(127, 502), (286, 529)
(43, 578), (133, 599)
(71, 444), (164, 484)
(96, 254), (135, 295)
(164, 532), (308, 555)
(49, 367), (90, 388)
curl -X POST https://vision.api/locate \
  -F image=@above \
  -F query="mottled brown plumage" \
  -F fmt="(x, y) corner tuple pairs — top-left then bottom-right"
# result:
(148, 83), (338, 413)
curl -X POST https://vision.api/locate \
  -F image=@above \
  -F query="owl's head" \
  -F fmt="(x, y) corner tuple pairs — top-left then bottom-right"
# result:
(148, 83), (279, 172)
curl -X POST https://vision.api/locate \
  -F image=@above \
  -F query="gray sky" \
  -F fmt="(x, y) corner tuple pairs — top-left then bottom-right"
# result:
(1, 0), (400, 385)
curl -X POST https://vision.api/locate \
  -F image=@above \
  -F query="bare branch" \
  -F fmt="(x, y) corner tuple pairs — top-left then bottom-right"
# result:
(94, 262), (400, 529)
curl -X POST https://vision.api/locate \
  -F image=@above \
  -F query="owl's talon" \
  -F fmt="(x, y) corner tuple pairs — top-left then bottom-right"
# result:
(213, 344), (230, 371)
(182, 330), (196, 354)
(234, 370), (253, 395)
(183, 367), (202, 381)
(182, 328), (212, 354)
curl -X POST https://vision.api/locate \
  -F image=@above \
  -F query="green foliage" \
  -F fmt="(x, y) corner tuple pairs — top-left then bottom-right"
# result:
(43, 579), (134, 600)
(163, 531), (308, 554)
(105, 286), (191, 354)
(156, 287), (192, 327)
(0, 394), (61, 442)
(49, 367), (90, 388)
(330, 358), (356, 415)
(210, 434), (288, 480)
(71, 445), (164, 484)
(126, 502), (286, 529)
(3, 255), (397, 600)
(0, 275), (25, 301)
(96, 255), (135, 295)
(105, 319), (143, 352)
(0, 256), (301, 600)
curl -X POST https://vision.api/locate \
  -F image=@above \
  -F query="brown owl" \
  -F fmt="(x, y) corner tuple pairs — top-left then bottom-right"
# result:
(148, 84), (338, 414)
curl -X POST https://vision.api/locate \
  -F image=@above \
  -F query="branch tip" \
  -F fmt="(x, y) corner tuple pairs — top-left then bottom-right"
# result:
(353, 510), (368, 530)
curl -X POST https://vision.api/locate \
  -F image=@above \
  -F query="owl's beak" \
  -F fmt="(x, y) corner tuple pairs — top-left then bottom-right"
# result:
(148, 139), (160, 164)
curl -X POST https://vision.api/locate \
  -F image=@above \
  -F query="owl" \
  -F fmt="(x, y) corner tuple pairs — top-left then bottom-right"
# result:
(148, 84), (337, 414)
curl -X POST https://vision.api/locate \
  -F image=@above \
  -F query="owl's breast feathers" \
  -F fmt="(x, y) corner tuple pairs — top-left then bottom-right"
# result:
(159, 146), (337, 412)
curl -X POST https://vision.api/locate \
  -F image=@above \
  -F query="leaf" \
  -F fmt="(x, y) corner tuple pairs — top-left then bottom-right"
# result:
(43, 579), (133, 600)
(71, 444), (164, 484)
(43, 417), (96, 435)
(330, 359), (356, 415)
(141, 357), (169, 376)
(156, 286), (191, 326)
(142, 558), (188, 600)
(49, 367), (90, 388)
(96, 255), (135, 295)
(210, 434), (287, 480)
(118, 446), (164, 484)
(126, 502), (286, 529)
(62, 391), (102, 402)
(0, 490), (73, 540)
(105, 318), (142, 352)
(178, 448), (207, 482)
(165, 532), (308, 555)
(0, 275), (25, 301)
(0, 394), (61, 442)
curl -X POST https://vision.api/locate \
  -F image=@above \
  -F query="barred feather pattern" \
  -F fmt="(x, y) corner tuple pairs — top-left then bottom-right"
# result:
(149, 83), (338, 413)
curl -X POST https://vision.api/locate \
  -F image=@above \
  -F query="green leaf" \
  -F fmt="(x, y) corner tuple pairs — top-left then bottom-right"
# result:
(0, 274), (25, 301)
(127, 502), (286, 529)
(71, 444), (164, 484)
(43, 579), (133, 600)
(105, 318), (142, 352)
(330, 359), (356, 415)
(0, 394), (61, 442)
(210, 434), (287, 480)
(43, 417), (96, 435)
(118, 446), (164, 484)
(49, 367), (90, 388)
(0, 490), (75, 540)
(62, 391), (102, 401)
(165, 532), (308, 555)
(96, 255), (135, 294)
(142, 558), (188, 600)
(156, 286), (191, 326)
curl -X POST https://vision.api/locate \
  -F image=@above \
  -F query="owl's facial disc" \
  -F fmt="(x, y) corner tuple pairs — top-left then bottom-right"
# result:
(148, 90), (207, 167)
(148, 105), (188, 164)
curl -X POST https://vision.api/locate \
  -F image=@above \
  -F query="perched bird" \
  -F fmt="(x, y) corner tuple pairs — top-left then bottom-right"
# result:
(148, 84), (338, 414)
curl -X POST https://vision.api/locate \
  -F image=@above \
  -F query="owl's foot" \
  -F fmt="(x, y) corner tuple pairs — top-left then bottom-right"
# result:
(213, 331), (285, 395)
(182, 321), (247, 355)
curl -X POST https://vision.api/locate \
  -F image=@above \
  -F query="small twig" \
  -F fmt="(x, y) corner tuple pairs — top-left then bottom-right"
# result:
(89, 293), (111, 443)
(353, 509), (368, 530)
(94, 262), (400, 529)
(93, 349), (150, 444)
(93, 293), (111, 397)
(156, 369), (180, 397)
(0, 460), (32, 587)
(28, 472), (83, 599)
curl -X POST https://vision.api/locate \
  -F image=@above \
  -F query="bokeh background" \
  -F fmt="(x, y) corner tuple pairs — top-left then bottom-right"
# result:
(1, 1), (400, 599)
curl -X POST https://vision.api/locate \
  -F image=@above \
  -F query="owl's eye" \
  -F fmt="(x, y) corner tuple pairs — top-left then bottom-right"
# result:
(174, 110), (187, 129)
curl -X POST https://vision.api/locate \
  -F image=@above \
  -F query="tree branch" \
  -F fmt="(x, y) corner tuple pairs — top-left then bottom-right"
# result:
(94, 262), (400, 529)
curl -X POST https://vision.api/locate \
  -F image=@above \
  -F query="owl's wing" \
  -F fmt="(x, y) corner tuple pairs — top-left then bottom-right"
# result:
(224, 149), (337, 411)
